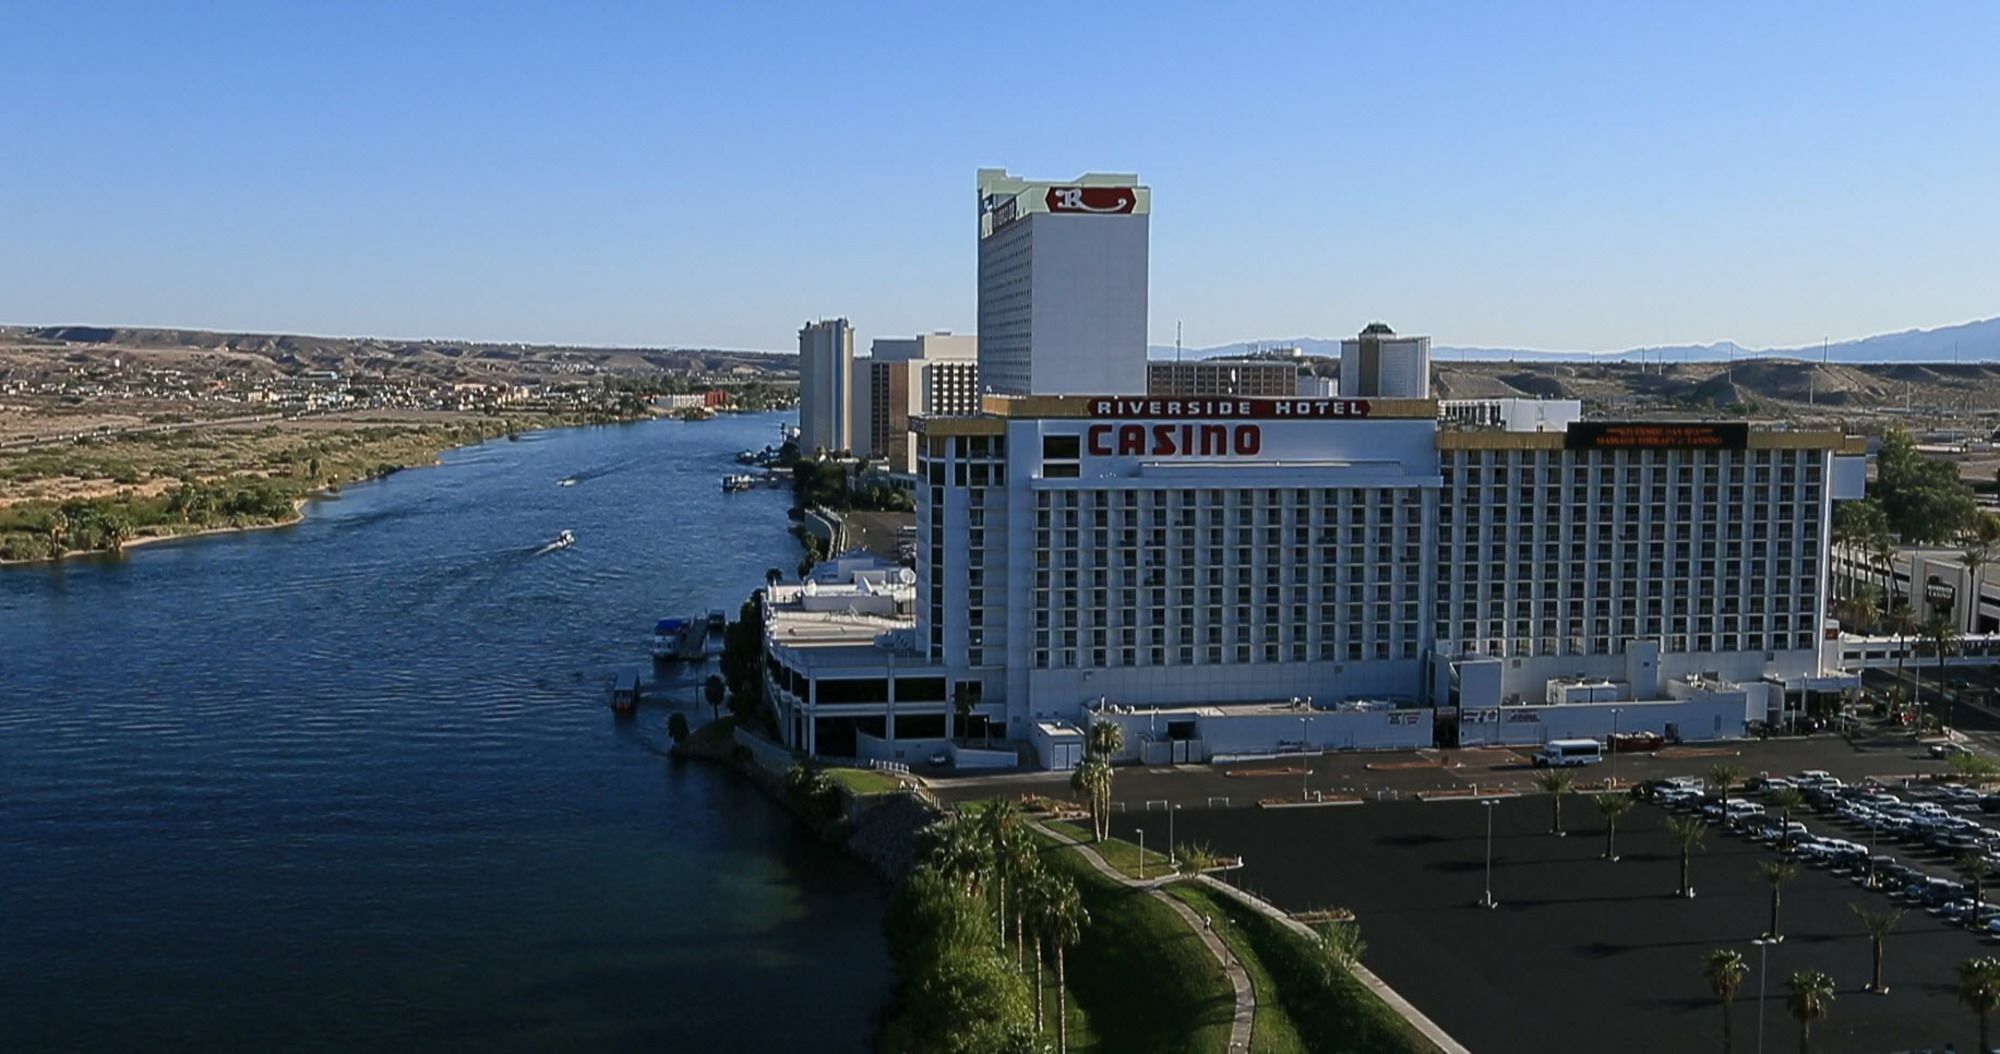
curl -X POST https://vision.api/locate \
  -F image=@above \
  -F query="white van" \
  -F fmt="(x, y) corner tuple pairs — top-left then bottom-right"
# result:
(1535, 739), (1605, 768)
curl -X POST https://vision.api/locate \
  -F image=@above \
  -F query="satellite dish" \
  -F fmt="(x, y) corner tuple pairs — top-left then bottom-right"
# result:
(897, 567), (916, 586)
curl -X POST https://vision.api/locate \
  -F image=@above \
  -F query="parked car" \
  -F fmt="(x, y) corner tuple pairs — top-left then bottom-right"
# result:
(1932, 741), (1973, 759)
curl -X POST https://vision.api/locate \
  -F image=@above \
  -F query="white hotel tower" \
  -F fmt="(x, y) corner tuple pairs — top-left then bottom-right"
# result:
(756, 173), (1868, 769)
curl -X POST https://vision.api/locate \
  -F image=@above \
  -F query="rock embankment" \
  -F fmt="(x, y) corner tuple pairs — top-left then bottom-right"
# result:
(844, 791), (946, 883)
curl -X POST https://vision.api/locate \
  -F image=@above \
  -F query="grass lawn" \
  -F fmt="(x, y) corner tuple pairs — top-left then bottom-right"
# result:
(1046, 820), (1175, 880)
(1035, 835), (1236, 1054)
(1167, 883), (1435, 1054)
(824, 767), (903, 796)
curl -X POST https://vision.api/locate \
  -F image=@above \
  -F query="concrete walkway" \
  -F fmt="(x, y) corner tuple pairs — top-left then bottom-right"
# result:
(1193, 876), (1472, 1054)
(1034, 821), (1256, 1054)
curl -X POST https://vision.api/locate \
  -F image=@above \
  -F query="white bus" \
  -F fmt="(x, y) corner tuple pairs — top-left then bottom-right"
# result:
(1534, 739), (1605, 768)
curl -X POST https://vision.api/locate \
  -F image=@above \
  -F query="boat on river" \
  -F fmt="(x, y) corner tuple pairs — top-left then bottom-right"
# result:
(652, 617), (706, 661)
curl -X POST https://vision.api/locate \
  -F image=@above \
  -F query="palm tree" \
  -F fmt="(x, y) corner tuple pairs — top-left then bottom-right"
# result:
(1963, 542), (1993, 633)
(979, 801), (1024, 953)
(1843, 591), (1880, 634)
(1706, 763), (1743, 815)
(1070, 756), (1113, 842)
(1961, 956), (2000, 1054)
(1042, 872), (1088, 1054)
(951, 682), (976, 745)
(1785, 970), (1834, 1053)
(702, 674), (726, 721)
(1889, 602), (1918, 699)
(1021, 864), (1056, 1033)
(1668, 815), (1708, 898)
(926, 811), (989, 895)
(44, 508), (68, 555)
(1086, 719), (1124, 762)
(1534, 768), (1576, 836)
(1703, 948), (1747, 1054)
(1768, 787), (1805, 849)
(1924, 614), (1963, 729)
(1849, 903), (1902, 994)
(1962, 852), (1992, 928)
(1595, 792), (1633, 861)
(1758, 859), (1800, 940)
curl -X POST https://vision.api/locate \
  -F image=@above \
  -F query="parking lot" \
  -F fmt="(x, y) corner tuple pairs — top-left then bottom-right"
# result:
(931, 733), (1960, 812)
(1121, 790), (1996, 1054)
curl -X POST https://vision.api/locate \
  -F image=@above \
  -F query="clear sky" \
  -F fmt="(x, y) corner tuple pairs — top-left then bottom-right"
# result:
(5, 2), (1997, 353)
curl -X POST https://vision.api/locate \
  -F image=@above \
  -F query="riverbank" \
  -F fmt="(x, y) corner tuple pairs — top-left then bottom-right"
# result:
(0, 409), (655, 564)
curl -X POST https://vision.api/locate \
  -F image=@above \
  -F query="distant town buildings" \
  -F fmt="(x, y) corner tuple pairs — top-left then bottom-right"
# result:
(1340, 323), (1432, 398)
(857, 333), (979, 472)
(1147, 359), (1299, 398)
(797, 318), (856, 453)
(977, 169), (1150, 396)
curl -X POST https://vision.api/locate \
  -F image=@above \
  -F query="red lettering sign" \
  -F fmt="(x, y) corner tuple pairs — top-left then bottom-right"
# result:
(1044, 186), (1137, 214)
(1081, 423), (1261, 457)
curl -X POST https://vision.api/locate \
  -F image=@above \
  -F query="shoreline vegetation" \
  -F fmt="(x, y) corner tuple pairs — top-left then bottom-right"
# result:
(0, 409), (665, 565)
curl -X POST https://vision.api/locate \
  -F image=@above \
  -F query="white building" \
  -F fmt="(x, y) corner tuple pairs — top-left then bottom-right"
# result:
(798, 318), (856, 454)
(860, 333), (980, 473)
(977, 169), (1150, 397)
(1340, 323), (1431, 398)
(1148, 359), (1299, 398)
(764, 395), (1869, 766)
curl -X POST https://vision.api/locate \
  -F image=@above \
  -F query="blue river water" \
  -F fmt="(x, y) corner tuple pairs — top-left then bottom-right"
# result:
(0, 412), (892, 1052)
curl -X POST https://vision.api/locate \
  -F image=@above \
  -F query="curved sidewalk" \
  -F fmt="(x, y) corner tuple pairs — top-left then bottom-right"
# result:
(1034, 820), (1256, 1053)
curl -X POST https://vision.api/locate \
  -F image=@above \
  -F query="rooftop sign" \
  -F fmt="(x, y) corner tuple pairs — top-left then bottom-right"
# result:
(1045, 186), (1138, 214)
(1563, 422), (1749, 451)
(1088, 397), (1373, 420)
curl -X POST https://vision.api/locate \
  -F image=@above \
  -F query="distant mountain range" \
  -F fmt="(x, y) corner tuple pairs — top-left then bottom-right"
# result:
(1147, 315), (2000, 366)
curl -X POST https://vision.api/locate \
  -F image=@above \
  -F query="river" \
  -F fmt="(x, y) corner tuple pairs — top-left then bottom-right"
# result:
(0, 412), (894, 1052)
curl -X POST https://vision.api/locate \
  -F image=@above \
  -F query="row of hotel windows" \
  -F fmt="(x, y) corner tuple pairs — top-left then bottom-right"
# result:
(1030, 632), (1820, 669)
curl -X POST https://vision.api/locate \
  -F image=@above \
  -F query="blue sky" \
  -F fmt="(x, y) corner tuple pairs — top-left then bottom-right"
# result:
(5, 2), (1997, 353)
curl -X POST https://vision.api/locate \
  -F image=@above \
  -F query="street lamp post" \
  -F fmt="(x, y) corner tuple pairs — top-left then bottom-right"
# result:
(1609, 708), (1621, 789)
(1479, 799), (1499, 909)
(1169, 804), (1180, 863)
(1138, 827), (1146, 881)
(1753, 937), (1774, 1054)
(1301, 716), (1312, 802)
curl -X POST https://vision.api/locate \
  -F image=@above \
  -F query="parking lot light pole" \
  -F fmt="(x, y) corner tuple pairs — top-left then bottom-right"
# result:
(1138, 828), (1145, 881)
(1479, 799), (1499, 909)
(1170, 804), (1180, 861)
(1753, 937), (1774, 1054)
(1301, 716), (1312, 801)
(1609, 708), (1621, 788)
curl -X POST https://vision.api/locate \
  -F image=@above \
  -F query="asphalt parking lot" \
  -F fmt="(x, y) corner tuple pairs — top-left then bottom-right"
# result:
(1121, 796), (1992, 1054)
(930, 733), (1959, 812)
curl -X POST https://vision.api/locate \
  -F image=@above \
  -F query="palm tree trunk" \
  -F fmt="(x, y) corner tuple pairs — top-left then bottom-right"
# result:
(1871, 937), (1883, 992)
(1769, 887), (1780, 939)
(1980, 1008), (1989, 1054)
(1721, 1000), (1734, 1054)
(1033, 939), (1045, 1032)
(1057, 949), (1069, 1054)
(1605, 821), (1616, 861)
(1016, 912), (1025, 970)
(1798, 1020), (1809, 1054)
(1681, 851), (1691, 896)
(1552, 795), (1562, 834)
(995, 877), (1006, 952)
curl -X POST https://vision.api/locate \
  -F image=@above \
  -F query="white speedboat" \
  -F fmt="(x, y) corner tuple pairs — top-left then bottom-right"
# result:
(550, 530), (574, 549)
(557, 477), (577, 487)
